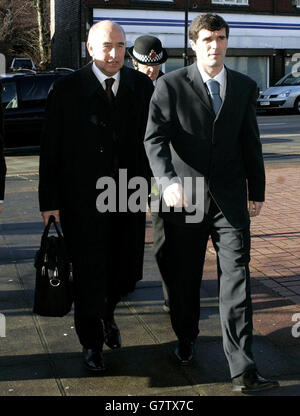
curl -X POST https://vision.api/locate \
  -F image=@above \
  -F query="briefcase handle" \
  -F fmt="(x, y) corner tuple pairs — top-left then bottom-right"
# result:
(41, 215), (63, 243)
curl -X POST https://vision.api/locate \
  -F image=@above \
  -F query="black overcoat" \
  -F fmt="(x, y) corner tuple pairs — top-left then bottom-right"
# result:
(0, 84), (6, 201)
(39, 63), (153, 315)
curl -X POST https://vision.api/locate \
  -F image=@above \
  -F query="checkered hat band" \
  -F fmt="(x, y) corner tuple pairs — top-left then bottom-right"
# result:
(133, 49), (163, 63)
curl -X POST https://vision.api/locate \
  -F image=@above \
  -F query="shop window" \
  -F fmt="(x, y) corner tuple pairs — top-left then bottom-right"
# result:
(284, 56), (300, 76)
(164, 58), (184, 73)
(212, 0), (248, 5)
(132, 0), (174, 3)
(225, 56), (269, 91)
(285, 57), (294, 75)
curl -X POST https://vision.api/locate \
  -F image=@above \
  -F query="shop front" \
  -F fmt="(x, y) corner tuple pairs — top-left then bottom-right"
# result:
(92, 8), (300, 88)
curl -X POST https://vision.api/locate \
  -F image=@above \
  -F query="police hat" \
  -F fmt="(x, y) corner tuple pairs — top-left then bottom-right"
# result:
(128, 35), (168, 66)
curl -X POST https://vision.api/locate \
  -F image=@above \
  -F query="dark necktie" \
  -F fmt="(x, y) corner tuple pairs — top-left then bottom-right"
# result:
(206, 79), (222, 115)
(104, 78), (119, 174)
(105, 78), (115, 105)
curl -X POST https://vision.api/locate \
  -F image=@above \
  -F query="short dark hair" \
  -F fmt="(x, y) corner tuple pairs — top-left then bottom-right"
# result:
(189, 14), (230, 42)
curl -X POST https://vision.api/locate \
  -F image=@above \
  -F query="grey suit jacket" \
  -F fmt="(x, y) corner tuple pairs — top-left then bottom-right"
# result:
(144, 62), (265, 228)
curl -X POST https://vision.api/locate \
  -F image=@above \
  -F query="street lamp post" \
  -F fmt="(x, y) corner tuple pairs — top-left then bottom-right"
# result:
(183, 0), (189, 67)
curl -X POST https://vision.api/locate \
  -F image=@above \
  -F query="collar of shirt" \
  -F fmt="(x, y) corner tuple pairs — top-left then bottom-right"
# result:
(197, 62), (227, 102)
(92, 62), (120, 96)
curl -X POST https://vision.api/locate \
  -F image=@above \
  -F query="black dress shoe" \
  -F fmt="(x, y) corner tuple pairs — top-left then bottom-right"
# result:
(83, 348), (106, 372)
(103, 319), (121, 349)
(174, 340), (195, 365)
(232, 369), (279, 393)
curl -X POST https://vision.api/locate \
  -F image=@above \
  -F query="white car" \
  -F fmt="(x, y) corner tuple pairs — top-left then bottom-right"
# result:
(257, 72), (300, 114)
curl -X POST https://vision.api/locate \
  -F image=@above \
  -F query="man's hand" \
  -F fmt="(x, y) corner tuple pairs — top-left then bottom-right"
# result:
(248, 201), (263, 217)
(41, 210), (60, 225)
(163, 183), (188, 208)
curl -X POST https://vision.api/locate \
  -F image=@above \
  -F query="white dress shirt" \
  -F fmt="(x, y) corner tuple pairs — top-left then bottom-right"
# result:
(92, 62), (120, 96)
(197, 63), (227, 103)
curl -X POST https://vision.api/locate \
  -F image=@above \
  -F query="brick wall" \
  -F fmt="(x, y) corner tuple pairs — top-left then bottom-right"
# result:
(278, 0), (300, 13)
(51, 0), (81, 69)
(84, 0), (300, 14)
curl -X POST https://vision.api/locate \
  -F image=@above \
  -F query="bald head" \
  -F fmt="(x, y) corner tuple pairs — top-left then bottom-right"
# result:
(87, 20), (126, 76)
(87, 20), (126, 45)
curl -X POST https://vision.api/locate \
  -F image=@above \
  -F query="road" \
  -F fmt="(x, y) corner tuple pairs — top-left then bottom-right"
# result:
(4, 114), (300, 176)
(258, 114), (300, 165)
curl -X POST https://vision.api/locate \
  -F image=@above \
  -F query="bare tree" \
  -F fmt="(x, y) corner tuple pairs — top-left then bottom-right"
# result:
(0, 0), (50, 69)
(34, 0), (50, 69)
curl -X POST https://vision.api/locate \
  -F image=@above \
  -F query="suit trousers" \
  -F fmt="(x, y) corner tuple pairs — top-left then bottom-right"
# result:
(163, 201), (256, 378)
(74, 295), (120, 350)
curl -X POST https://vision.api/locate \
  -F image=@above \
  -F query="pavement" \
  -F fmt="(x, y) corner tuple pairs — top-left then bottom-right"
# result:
(0, 149), (300, 398)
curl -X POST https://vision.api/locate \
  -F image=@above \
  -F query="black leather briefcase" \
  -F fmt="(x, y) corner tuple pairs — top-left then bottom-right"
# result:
(33, 215), (73, 317)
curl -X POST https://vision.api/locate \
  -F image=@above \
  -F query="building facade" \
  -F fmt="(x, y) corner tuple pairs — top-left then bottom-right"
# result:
(51, 0), (300, 90)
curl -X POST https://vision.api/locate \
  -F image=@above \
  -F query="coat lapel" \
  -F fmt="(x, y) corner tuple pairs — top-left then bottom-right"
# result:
(114, 66), (136, 138)
(78, 63), (136, 103)
(215, 66), (235, 123)
(186, 63), (215, 118)
(77, 64), (137, 136)
(186, 63), (238, 123)
(79, 63), (102, 95)
(78, 62), (109, 114)
(116, 66), (136, 100)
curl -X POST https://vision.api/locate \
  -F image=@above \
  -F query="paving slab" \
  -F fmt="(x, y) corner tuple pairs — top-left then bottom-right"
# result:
(0, 361), (62, 396)
(0, 163), (300, 397)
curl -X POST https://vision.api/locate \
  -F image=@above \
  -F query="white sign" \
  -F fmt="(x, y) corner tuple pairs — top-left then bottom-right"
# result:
(0, 54), (6, 75)
(0, 313), (6, 338)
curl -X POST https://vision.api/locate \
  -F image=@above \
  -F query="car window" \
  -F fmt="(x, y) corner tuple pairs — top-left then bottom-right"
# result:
(13, 59), (33, 69)
(18, 76), (56, 106)
(276, 73), (300, 87)
(1, 81), (18, 109)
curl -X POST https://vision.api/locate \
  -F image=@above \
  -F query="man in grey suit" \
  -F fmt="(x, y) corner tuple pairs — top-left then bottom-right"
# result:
(144, 14), (279, 393)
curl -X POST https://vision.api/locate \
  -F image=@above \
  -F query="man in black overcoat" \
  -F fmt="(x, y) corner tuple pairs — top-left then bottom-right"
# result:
(39, 20), (153, 371)
(0, 83), (6, 213)
(144, 14), (279, 393)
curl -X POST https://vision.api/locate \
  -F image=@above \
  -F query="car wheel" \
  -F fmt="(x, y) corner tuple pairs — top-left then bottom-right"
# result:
(294, 97), (300, 114)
